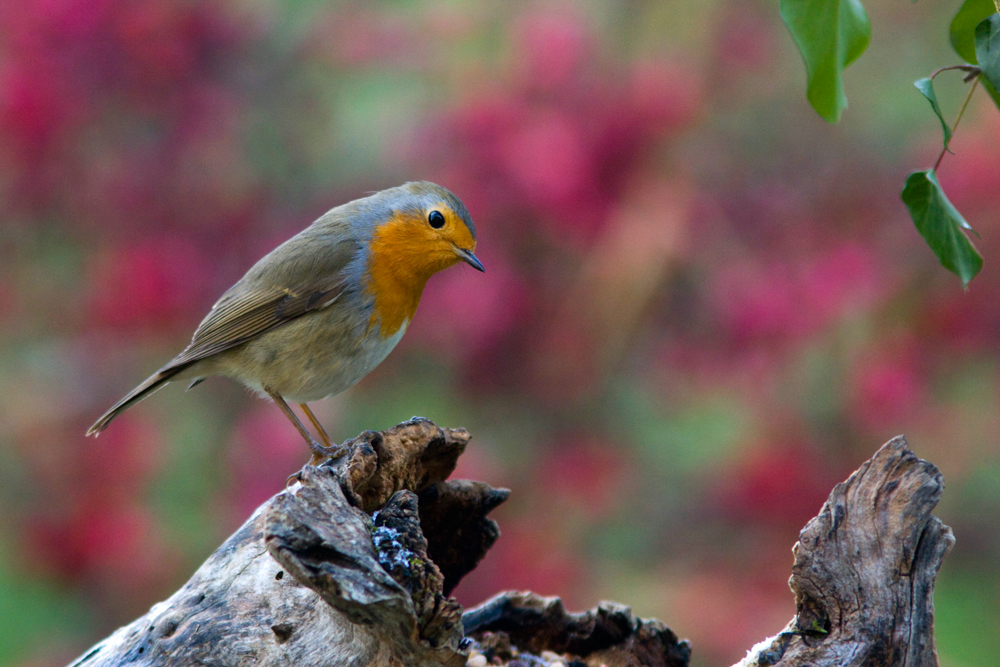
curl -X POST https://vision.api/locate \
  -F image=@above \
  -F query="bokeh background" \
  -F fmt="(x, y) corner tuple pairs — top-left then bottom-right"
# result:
(1, 1), (999, 665)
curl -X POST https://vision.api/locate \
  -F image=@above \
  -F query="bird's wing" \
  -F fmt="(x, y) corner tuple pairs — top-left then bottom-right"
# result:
(165, 235), (360, 370)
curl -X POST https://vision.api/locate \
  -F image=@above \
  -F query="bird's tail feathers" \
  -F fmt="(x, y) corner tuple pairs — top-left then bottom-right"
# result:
(86, 367), (183, 436)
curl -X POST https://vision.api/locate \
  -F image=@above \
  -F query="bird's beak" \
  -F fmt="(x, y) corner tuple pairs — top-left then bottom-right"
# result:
(454, 247), (485, 272)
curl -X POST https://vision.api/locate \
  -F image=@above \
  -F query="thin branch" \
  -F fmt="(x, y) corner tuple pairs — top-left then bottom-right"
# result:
(934, 73), (981, 172)
(929, 64), (980, 80)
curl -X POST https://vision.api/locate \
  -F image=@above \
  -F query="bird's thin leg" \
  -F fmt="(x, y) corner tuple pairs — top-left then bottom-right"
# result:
(299, 403), (346, 464)
(264, 388), (327, 460)
(299, 403), (335, 449)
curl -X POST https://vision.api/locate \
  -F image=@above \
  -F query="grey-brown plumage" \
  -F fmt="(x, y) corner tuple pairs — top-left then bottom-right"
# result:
(88, 182), (482, 459)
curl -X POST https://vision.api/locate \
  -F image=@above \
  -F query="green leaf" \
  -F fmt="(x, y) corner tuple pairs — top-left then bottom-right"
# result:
(902, 170), (983, 287)
(914, 78), (953, 151)
(975, 14), (1000, 93)
(951, 0), (996, 63)
(780, 0), (871, 123)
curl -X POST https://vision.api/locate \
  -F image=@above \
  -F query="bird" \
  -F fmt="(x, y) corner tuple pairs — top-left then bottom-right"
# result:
(87, 181), (483, 464)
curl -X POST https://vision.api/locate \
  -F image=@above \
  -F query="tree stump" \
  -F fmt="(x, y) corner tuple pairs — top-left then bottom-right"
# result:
(735, 435), (953, 667)
(68, 422), (951, 667)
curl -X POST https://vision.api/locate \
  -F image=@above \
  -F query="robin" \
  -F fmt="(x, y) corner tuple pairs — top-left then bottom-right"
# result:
(87, 181), (483, 463)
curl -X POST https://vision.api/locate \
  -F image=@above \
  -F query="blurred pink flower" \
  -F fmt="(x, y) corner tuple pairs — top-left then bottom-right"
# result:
(87, 236), (212, 330)
(323, 8), (424, 66)
(417, 31), (698, 246)
(714, 260), (802, 344)
(714, 1), (777, 72)
(529, 318), (599, 402)
(937, 110), (1000, 215)
(452, 520), (584, 609)
(0, 61), (81, 209)
(513, 11), (591, 90)
(16, 417), (178, 609)
(0, 64), (75, 159)
(715, 440), (835, 529)
(628, 61), (702, 129)
(16, 415), (162, 507)
(26, 504), (171, 591)
(0, 0), (246, 222)
(671, 567), (793, 666)
(79, 415), (164, 502)
(225, 406), (313, 520)
(850, 341), (927, 432)
(447, 439), (512, 491)
(0, 281), (20, 328)
(534, 436), (630, 519)
(802, 242), (885, 321)
(925, 284), (1000, 351)
(115, 1), (204, 85)
(502, 110), (593, 212)
(2, 0), (112, 52)
(408, 247), (529, 362)
(714, 243), (884, 348)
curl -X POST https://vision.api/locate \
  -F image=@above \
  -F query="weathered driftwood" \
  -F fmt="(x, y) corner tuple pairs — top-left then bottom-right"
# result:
(736, 435), (953, 667)
(70, 419), (505, 667)
(463, 591), (691, 667)
(69, 424), (951, 667)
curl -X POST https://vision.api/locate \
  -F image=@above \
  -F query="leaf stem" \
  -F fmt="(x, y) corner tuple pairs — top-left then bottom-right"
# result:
(933, 74), (981, 172)
(929, 64), (980, 80)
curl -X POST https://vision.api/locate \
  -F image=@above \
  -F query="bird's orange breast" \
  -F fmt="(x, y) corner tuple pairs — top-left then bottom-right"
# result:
(365, 213), (458, 338)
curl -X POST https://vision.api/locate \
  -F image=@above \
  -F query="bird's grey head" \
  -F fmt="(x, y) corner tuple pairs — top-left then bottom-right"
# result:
(391, 181), (476, 240)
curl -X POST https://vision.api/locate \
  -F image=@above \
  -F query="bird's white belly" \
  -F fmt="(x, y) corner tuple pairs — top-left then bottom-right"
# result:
(295, 322), (407, 402)
(222, 316), (409, 403)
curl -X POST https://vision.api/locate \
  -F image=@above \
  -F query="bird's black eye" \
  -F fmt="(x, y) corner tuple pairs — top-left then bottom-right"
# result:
(428, 210), (445, 229)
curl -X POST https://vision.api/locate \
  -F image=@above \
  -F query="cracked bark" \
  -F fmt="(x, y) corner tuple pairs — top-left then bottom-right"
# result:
(735, 435), (953, 667)
(67, 424), (950, 667)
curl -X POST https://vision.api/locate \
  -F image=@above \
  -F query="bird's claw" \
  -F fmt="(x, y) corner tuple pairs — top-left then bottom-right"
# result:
(285, 442), (348, 490)
(307, 440), (347, 466)
(285, 469), (304, 489)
